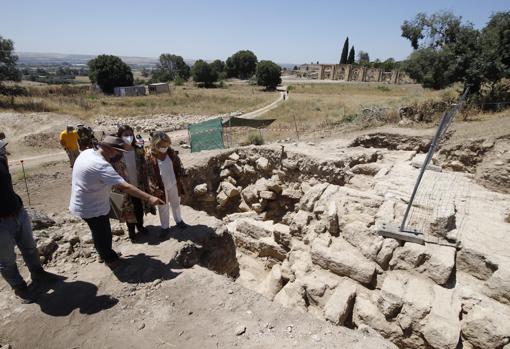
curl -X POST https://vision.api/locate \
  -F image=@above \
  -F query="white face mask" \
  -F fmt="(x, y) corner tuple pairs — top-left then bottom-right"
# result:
(122, 136), (134, 145)
(158, 147), (168, 153)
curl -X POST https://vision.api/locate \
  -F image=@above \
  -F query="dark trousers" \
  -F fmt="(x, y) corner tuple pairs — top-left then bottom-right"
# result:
(83, 215), (118, 263)
(127, 196), (144, 235)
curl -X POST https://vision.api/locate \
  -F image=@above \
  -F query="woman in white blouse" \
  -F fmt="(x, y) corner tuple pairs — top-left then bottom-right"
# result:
(145, 131), (187, 231)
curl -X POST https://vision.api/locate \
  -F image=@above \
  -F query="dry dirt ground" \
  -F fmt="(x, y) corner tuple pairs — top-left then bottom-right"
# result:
(1, 111), (509, 349)
(0, 208), (393, 349)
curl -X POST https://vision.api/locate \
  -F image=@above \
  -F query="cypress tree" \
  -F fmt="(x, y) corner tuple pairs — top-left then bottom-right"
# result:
(347, 46), (355, 64)
(340, 37), (349, 64)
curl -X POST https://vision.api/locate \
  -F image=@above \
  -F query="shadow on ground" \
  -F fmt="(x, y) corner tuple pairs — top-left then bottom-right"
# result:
(132, 224), (240, 278)
(33, 276), (118, 317)
(110, 253), (181, 284)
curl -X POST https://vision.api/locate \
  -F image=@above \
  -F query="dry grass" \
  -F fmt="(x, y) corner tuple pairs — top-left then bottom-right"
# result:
(0, 83), (278, 119)
(256, 82), (458, 141)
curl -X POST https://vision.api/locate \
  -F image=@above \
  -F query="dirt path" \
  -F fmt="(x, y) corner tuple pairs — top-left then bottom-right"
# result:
(4, 90), (288, 170)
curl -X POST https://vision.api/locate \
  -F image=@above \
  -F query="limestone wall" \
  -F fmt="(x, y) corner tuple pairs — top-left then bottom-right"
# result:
(299, 64), (413, 84)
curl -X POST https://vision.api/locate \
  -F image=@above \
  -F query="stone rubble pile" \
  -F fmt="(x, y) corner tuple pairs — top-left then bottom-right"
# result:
(94, 111), (242, 134)
(184, 146), (510, 349)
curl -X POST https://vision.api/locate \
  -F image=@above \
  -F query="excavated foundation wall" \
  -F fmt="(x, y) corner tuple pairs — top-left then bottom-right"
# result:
(181, 146), (379, 219)
(181, 145), (510, 349)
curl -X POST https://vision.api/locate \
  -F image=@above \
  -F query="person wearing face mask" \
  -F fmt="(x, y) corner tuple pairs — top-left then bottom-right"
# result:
(146, 131), (187, 232)
(0, 140), (58, 303)
(111, 125), (150, 240)
(69, 135), (164, 268)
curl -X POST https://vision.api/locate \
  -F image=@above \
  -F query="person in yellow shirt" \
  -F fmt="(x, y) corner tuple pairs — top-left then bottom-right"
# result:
(60, 125), (80, 168)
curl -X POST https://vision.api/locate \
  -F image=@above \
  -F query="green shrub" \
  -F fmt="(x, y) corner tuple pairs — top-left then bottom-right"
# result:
(343, 114), (357, 123)
(377, 85), (390, 92)
(174, 76), (185, 86)
(247, 131), (264, 145)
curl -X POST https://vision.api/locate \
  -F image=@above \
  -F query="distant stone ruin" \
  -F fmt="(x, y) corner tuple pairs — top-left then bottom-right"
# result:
(297, 64), (414, 84)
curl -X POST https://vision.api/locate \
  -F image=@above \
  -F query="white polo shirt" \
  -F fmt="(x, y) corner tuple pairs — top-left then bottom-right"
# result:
(69, 149), (126, 219)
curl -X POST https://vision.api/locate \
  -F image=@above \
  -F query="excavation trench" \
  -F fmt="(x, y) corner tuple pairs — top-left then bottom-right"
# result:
(175, 144), (510, 349)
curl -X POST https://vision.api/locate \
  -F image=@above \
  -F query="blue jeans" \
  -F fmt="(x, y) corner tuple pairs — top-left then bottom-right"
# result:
(0, 208), (42, 289)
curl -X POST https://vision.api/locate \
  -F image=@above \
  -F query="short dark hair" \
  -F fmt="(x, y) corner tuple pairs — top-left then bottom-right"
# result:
(0, 132), (5, 140)
(117, 125), (136, 146)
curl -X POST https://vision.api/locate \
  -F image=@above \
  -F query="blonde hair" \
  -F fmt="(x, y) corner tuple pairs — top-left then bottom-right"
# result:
(150, 131), (171, 152)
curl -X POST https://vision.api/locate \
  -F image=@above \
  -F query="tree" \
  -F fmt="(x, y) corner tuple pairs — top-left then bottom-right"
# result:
(88, 55), (133, 94)
(256, 60), (281, 90)
(478, 12), (510, 90)
(401, 11), (463, 50)
(210, 59), (227, 80)
(293, 65), (298, 71)
(340, 37), (349, 64)
(400, 11), (510, 93)
(357, 51), (370, 65)
(152, 54), (190, 82)
(226, 50), (258, 79)
(347, 46), (355, 64)
(210, 59), (225, 74)
(381, 58), (397, 71)
(191, 60), (218, 87)
(403, 48), (457, 89)
(0, 36), (21, 84)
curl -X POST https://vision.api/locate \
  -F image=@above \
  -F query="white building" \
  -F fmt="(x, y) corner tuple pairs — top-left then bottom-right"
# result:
(148, 83), (170, 94)
(113, 85), (147, 97)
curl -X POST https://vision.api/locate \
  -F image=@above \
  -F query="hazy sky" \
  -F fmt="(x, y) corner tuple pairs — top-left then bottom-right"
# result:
(2, 0), (508, 63)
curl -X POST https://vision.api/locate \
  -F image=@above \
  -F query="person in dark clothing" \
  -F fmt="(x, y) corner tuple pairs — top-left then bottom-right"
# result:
(0, 140), (56, 303)
(77, 124), (97, 151)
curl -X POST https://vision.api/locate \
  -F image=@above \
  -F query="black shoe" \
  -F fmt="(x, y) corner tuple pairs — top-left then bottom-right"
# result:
(14, 284), (34, 304)
(137, 226), (148, 235)
(32, 269), (61, 283)
(105, 257), (124, 270)
(128, 226), (137, 240)
(177, 221), (188, 229)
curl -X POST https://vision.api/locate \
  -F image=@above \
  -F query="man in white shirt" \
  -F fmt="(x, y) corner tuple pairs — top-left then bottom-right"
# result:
(69, 136), (162, 267)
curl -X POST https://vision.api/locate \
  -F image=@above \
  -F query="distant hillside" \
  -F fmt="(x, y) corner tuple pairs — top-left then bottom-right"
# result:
(16, 52), (298, 69)
(16, 52), (162, 67)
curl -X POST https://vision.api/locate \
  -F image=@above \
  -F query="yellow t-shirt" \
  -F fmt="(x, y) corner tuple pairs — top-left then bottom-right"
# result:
(60, 130), (79, 151)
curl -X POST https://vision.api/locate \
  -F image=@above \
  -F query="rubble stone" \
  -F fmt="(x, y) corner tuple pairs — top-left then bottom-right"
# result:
(324, 279), (357, 325)
(193, 183), (208, 196)
(221, 181), (240, 198)
(462, 303), (510, 349)
(256, 157), (270, 171)
(273, 281), (307, 313)
(311, 238), (376, 285)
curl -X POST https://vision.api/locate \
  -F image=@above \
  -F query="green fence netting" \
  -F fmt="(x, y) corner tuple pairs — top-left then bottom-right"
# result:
(188, 117), (225, 153)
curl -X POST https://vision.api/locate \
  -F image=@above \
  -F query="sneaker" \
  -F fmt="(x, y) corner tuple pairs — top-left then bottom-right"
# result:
(14, 284), (34, 304)
(177, 221), (188, 229)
